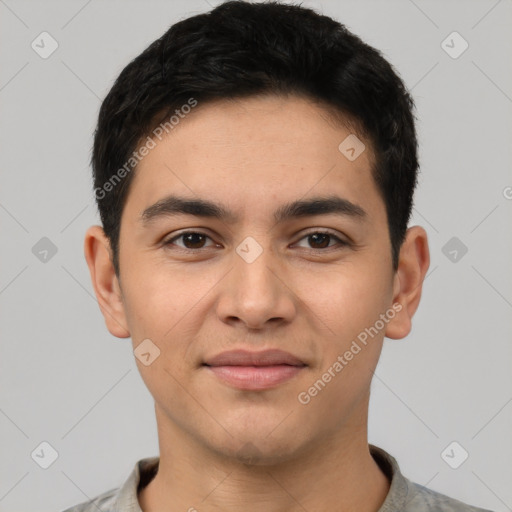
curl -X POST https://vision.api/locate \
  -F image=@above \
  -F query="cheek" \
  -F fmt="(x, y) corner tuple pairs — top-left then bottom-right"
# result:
(296, 270), (388, 417)
(123, 266), (197, 408)
(123, 262), (223, 388)
(299, 263), (392, 344)
(121, 258), (202, 338)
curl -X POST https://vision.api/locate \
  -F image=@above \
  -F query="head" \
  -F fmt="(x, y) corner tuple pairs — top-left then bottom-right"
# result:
(85, 1), (429, 464)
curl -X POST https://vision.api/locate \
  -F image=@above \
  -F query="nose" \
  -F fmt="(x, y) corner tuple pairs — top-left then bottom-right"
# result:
(215, 238), (296, 331)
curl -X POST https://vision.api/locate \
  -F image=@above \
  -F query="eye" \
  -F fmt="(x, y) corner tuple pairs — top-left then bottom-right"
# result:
(163, 230), (349, 252)
(164, 231), (217, 250)
(294, 231), (348, 250)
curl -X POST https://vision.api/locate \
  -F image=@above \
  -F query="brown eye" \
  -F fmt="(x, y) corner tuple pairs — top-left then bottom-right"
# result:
(165, 232), (215, 250)
(307, 233), (331, 249)
(295, 231), (347, 250)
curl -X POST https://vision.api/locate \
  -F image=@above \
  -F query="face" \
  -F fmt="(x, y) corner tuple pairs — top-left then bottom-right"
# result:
(89, 94), (418, 464)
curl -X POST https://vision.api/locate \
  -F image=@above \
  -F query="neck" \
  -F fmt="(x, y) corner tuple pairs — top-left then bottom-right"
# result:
(138, 407), (390, 512)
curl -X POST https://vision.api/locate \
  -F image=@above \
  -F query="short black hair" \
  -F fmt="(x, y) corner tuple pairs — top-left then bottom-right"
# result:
(92, 0), (419, 277)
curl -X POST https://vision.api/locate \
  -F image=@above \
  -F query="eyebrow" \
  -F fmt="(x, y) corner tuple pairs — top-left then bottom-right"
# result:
(140, 194), (367, 226)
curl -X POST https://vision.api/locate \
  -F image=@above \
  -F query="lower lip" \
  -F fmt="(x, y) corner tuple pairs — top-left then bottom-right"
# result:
(205, 365), (304, 390)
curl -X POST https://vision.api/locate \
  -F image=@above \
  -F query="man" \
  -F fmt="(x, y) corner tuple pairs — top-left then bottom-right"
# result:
(63, 1), (493, 511)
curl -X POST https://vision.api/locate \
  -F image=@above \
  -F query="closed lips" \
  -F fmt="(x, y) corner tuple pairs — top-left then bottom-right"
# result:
(203, 349), (306, 367)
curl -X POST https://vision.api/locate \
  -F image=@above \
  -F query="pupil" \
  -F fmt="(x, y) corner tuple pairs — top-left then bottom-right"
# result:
(185, 233), (205, 248)
(310, 233), (329, 249)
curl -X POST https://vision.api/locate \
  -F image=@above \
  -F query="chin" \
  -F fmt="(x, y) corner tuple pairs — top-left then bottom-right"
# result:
(233, 440), (300, 466)
(203, 425), (307, 467)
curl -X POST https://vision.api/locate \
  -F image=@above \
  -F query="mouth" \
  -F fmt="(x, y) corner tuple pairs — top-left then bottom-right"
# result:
(202, 349), (307, 391)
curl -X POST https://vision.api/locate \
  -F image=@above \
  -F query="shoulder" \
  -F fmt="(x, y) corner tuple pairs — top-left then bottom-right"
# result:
(403, 479), (495, 512)
(60, 456), (159, 512)
(369, 445), (495, 512)
(60, 487), (118, 512)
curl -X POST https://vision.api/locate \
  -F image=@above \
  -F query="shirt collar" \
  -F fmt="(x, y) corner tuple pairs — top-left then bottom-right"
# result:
(113, 456), (159, 512)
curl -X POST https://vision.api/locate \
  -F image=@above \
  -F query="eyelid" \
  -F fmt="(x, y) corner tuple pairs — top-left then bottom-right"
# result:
(292, 229), (349, 248)
(163, 230), (219, 249)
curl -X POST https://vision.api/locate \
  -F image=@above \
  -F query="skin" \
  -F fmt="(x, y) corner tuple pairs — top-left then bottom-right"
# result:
(84, 94), (430, 512)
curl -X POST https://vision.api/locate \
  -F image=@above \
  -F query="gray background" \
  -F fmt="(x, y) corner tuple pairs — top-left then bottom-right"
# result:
(0, 0), (511, 511)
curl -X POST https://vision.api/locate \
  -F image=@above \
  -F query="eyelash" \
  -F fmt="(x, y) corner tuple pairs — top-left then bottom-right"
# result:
(163, 230), (349, 252)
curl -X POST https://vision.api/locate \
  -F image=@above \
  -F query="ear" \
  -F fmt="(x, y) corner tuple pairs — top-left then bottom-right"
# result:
(385, 225), (430, 340)
(83, 225), (130, 338)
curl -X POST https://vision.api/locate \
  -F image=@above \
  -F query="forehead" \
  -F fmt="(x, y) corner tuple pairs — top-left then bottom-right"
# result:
(124, 95), (383, 224)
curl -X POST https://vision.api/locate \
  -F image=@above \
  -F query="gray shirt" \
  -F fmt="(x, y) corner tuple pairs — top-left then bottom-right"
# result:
(61, 444), (494, 512)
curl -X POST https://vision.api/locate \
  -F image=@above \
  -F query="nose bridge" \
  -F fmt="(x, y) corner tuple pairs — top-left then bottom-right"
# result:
(216, 234), (295, 328)
(234, 234), (279, 299)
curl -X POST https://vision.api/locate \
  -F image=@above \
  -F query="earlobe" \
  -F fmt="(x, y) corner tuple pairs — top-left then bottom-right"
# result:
(385, 226), (430, 340)
(83, 225), (131, 338)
